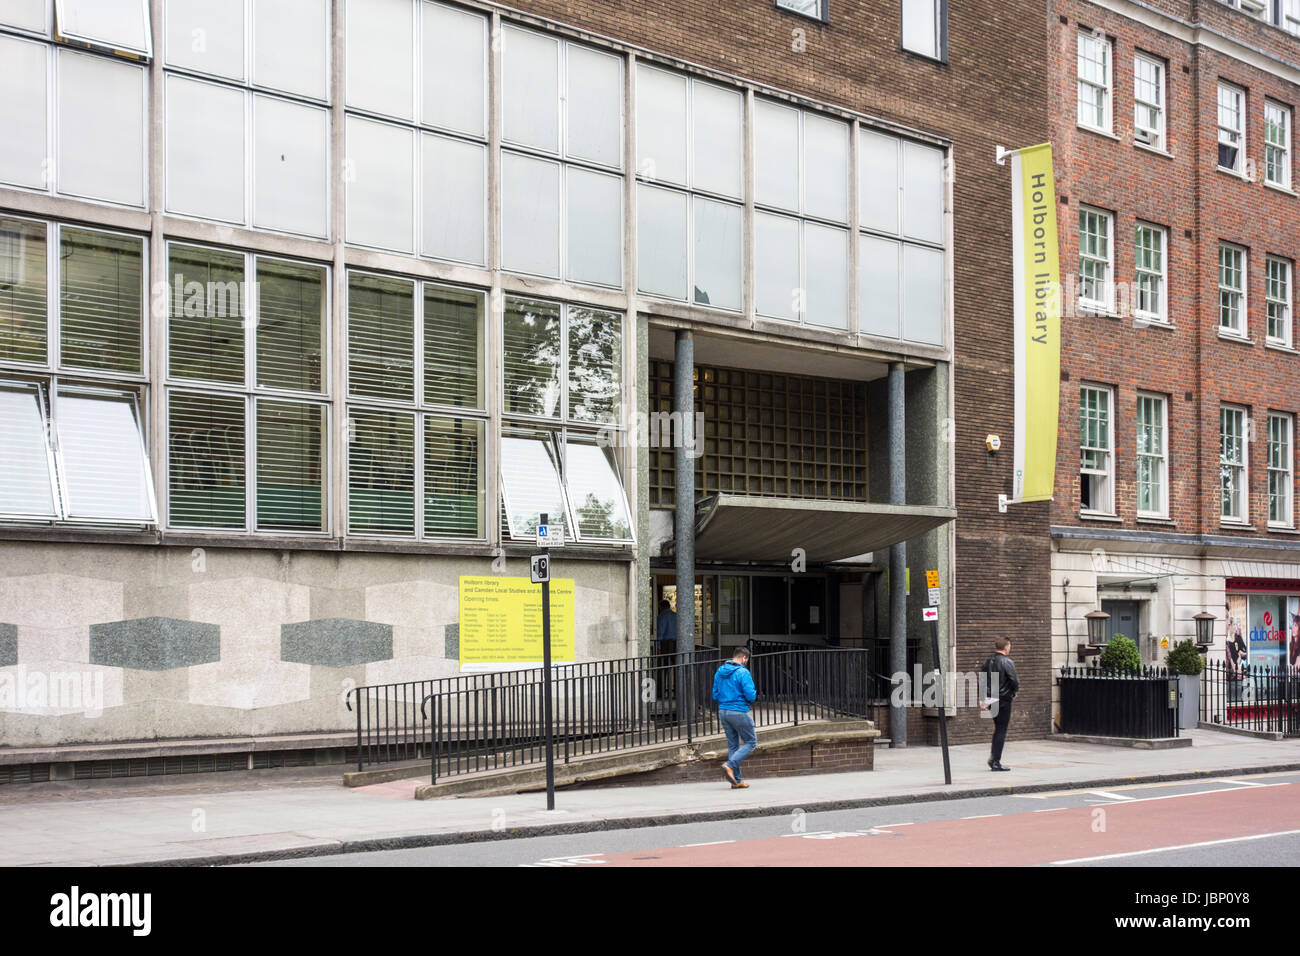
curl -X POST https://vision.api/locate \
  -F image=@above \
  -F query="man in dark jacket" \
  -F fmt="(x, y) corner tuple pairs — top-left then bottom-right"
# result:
(980, 638), (1019, 772)
(712, 647), (757, 788)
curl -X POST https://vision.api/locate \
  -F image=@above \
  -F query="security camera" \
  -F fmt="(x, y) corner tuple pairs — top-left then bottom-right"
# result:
(985, 434), (1001, 453)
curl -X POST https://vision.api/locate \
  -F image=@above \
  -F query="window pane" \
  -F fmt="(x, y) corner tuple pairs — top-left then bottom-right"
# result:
(256, 258), (326, 393)
(56, 389), (154, 521)
(165, 76), (245, 224)
(347, 408), (415, 535)
(691, 80), (742, 197)
(0, 36), (47, 190)
(0, 0), (46, 31)
(566, 441), (632, 541)
(424, 284), (483, 409)
(426, 416), (483, 538)
(422, 1), (487, 137)
(569, 308), (621, 424)
(902, 141), (944, 243)
(805, 224), (848, 329)
(859, 234), (901, 338)
(500, 431), (567, 540)
(347, 272), (414, 401)
(777, 0), (822, 16)
(56, 0), (150, 55)
(754, 100), (799, 211)
(345, 116), (414, 252)
(168, 390), (245, 528)
(59, 227), (143, 374)
(755, 212), (799, 320)
(0, 217), (47, 365)
(0, 383), (58, 517)
(501, 152), (560, 278)
(503, 297), (562, 418)
(804, 113), (849, 223)
(901, 0), (938, 58)
(168, 244), (246, 384)
(567, 44), (622, 167)
(636, 184), (687, 299)
(567, 167), (623, 288)
(345, 0), (412, 120)
(256, 399), (325, 531)
(636, 66), (687, 186)
(254, 97), (329, 238)
(253, 0), (328, 99)
(903, 244), (945, 345)
(693, 197), (742, 312)
(502, 26), (559, 152)
(421, 133), (485, 265)
(165, 0), (243, 79)
(58, 50), (144, 206)
(859, 129), (900, 234)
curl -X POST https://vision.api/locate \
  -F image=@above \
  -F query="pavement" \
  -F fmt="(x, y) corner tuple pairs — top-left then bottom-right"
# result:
(4, 725), (1300, 866)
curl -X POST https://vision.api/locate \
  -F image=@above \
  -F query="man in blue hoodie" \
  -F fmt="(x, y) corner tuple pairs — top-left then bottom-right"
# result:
(712, 647), (758, 788)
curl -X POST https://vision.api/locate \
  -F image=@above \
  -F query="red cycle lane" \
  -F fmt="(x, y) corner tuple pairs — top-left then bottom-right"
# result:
(594, 783), (1300, 867)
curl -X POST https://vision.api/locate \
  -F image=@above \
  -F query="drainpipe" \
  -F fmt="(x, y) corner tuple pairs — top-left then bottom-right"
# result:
(889, 361), (907, 747)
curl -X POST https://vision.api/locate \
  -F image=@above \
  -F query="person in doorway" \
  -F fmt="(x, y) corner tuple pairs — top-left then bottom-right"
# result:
(712, 647), (757, 788)
(980, 637), (1019, 772)
(656, 599), (677, 655)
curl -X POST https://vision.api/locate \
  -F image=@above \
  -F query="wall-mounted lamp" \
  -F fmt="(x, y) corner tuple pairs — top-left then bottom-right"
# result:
(1193, 611), (1215, 650)
(1077, 608), (1110, 662)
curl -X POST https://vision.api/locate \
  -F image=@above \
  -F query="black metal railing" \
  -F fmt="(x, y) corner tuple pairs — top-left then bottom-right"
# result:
(1058, 664), (1179, 739)
(346, 647), (874, 781)
(1201, 661), (1300, 736)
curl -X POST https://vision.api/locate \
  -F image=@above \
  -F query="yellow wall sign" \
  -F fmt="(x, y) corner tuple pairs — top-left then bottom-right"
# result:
(925, 570), (940, 589)
(458, 576), (576, 671)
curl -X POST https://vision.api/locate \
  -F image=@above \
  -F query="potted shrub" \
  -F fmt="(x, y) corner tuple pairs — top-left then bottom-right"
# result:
(1098, 633), (1141, 673)
(1165, 638), (1204, 730)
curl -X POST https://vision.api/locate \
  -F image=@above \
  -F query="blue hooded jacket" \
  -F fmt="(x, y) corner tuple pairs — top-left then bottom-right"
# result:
(712, 660), (757, 713)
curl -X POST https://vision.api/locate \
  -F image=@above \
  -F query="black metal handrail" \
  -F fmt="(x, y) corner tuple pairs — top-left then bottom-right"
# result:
(1201, 661), (1300, 736)
(346, 647), (874, 781)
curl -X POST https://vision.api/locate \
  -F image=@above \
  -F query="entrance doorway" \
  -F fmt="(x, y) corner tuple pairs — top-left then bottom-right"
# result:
(652, 571), (831, 652)
(1102, 599), (1140, 647)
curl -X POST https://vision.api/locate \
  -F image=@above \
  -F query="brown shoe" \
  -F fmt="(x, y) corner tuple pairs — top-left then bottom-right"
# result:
(722, 764), (737, 785)
(731, 781), (749, 789)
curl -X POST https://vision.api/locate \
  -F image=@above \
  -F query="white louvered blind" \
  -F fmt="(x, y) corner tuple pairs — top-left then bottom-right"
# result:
(500, 432), (567, 540)
(565, 440), (633, 541)
(168, 244), (245, 384)
(347, 272), (414, 401)
(502, 297), (561, 418)
(347, 408), (415, 535)
(55, 388), (155, 521)
(425, 415), (483, 538)
(568, 307), (621, 423)
(0, 217), (47, 365)
(424, 284), (482, 409)
(256, 258), (325, 393)
(59, 227), (143, 374)
(168, 390), (245, 528)
(0, 382), (58, 517)
(255, 399), (325, 531)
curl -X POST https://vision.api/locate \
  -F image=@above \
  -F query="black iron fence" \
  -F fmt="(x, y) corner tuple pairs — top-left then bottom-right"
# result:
(1201, 661), (1300, 736)
(1057, 664), (1179, 739)
(345, 647), (875, 782)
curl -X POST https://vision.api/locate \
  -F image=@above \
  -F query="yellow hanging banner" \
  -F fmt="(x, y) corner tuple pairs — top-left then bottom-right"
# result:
(1009, 143), (1061, 503)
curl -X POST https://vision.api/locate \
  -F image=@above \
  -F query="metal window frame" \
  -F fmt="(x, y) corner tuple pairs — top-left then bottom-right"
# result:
(775, 0), (830, 25)
(53, 381), (158, 524)
(900, 0), (948, 63)
(1135, 391), (1168, 518)
(0, 378), (62, 521)
(54, 0), (152, 59)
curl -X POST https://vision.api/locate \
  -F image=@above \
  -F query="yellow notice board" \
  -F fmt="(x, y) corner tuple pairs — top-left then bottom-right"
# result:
(458, 576), (576, 671)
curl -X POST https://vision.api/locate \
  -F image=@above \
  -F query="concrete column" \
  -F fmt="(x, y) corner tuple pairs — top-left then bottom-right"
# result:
(889, 361), (907, 747)
(674, 329), (695, 651)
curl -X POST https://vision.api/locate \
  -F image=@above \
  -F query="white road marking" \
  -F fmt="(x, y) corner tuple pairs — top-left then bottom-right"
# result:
(1033, 807), (1070, 813)
(961, 813), (1001, 819)
(1216, 777), (1267, 787)
(875, 822), (914, 827)
(681, 840), (735, 847)
(1086, 791), (1134, 802)
(1049, 829), (1300, 865)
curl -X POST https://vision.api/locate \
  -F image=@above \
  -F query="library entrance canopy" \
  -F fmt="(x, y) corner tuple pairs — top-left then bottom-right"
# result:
(689, 495), (956, 564)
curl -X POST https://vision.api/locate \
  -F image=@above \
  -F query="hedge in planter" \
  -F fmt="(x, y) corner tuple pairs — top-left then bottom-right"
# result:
(1165, 639), (1204, 676)
(1098, 634), (1141, 673)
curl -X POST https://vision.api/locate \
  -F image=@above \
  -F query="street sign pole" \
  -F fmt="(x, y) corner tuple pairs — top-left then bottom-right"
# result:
(539, 513), (555, 811)
(925, 570), (952, 786)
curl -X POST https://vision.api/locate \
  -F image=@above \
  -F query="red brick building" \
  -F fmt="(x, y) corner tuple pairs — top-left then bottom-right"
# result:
(1048, 0), (1300, 706)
